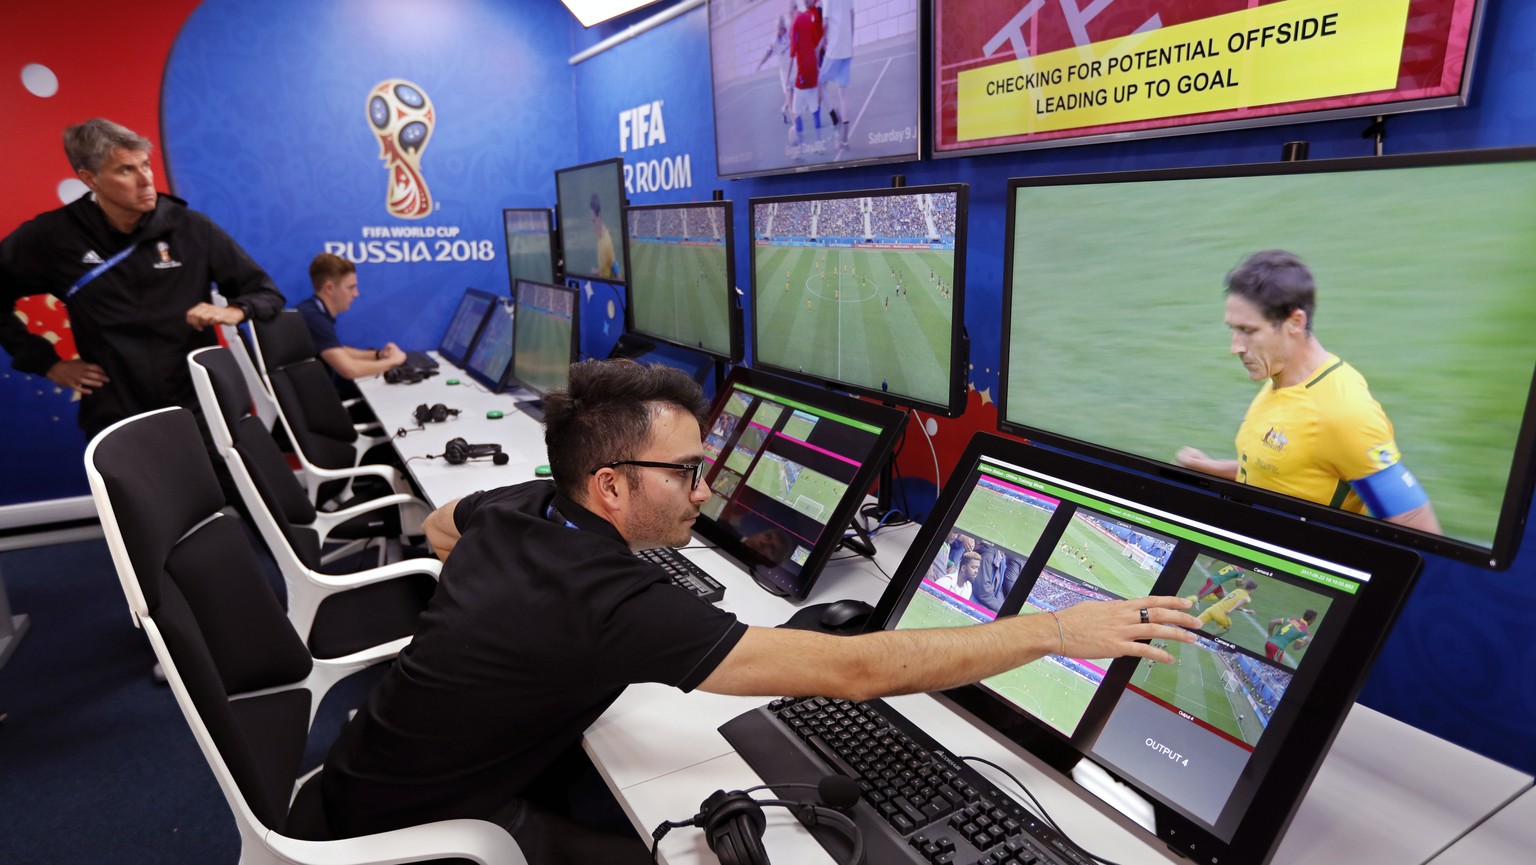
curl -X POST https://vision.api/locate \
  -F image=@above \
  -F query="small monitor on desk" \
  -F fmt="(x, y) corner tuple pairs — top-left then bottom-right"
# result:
(438, 288), (497, 368)
(502, 207), (557, 287)
(858, 433), (1424, 865)
(624, 200), (742, 363)
(509, 279), (579, 421)
(692, 366), (906, 602)
(462, 298), (515, 391)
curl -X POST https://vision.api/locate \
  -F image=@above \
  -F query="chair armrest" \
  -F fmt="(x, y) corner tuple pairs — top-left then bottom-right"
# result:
(265, 818), (527, 865)
(311, 493), (429, 542)
(306, 461), (406, 487)
(305, 556), (441, 591)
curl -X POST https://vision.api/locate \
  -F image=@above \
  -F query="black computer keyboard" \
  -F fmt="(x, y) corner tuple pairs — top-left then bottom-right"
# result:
(403, 350), (439, 370)
(721, 697), (1091, 865)
(636, 546), (726, 603)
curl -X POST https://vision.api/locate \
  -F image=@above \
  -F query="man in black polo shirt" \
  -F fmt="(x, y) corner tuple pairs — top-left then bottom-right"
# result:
(322, 360), (1199, 864)
(296, 252), (408, 399)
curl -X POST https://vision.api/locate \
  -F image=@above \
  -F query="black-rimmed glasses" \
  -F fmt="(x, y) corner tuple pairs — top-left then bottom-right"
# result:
(590, 460), (703, 489)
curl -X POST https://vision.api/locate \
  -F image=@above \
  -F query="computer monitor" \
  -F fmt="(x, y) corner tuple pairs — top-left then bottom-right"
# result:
(999, 147), (1536, 569)
(502, 207), (556, 288)
(555, 158), (627, 284)
(866, 432), (1423, 865)
(509, 278), (580, 420)
(461, 298), (515, 391)
(749, 183), (969, 417)
(707, 0), (922, 178)
(437, 287), (498, 368)
(694, 366), (906, 601)
(624, 200), (742, 363)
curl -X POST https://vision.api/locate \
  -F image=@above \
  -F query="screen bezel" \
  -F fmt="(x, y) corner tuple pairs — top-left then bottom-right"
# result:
(693, 365), (908, 602)
(705, 0), (923, 180)
(930, 0), (1487, 159)
(747, 182), (970, 417)
(509, 278), (581, 399)
(997, 147), (1536, 570)
(869, 431), (1424, 865)
(437, 287), (499, 369)
(461, 298), (515, 392)
(501, 207), (556, 288)
(554, 157), (629, 286)
(621, 200), (744, 363)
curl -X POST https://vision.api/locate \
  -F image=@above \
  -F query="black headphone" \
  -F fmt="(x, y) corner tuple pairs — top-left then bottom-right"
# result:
(413, 403), (461, 424)
(384, 366), (437, 384)
(652, 777), (864, 865)
(443, 437), (508, 466)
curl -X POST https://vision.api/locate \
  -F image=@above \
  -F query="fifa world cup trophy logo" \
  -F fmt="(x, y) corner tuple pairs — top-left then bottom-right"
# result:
(367, 79), (435, 219)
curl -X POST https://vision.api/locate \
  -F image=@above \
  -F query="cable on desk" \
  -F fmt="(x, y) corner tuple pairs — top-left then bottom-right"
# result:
(959, 755), (1126, 865)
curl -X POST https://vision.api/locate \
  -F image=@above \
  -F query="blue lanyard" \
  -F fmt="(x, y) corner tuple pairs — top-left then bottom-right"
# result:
(65, 242), (139, 300)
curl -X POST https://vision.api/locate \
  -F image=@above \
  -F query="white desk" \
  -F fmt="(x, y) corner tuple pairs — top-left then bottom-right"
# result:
(360, 365), (1533, 865)
(1426, 784), (1536, 864)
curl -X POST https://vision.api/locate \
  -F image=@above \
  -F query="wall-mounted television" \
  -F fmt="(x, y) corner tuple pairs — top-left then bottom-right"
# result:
(933, 0), (1485, 156)
(555, 158), (627, 284)
(750, 182), (968, 417)
(623, 200), (742, 363)
(998, 147), (1536, 569)
(708, 0), (922, 178)
(501, 207), (556, 289)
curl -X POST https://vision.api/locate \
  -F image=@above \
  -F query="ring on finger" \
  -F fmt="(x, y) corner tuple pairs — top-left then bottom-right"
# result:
(1139, 608), (1150, 625)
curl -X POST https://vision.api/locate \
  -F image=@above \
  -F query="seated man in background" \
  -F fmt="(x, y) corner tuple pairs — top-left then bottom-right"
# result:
(322, 359), (1200, 865)
(296, 252), (406, 399)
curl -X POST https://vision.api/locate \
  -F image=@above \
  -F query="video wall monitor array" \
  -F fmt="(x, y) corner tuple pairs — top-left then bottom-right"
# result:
(462, 298), (515, 391)
(696, 366), (906, 601)
(510, 279), (580, 418)
(932, 0), (1486, 156)
(868, 432), (1423, 865)
(501, 207), (556, 288)
(555, 158), (627, 284)
(624, 200), (742, 363)
(437, 287), (498, 368)
(749, 183), (968, 417)
(998, 147), (1536, 569)
(707, 0), (922, 178)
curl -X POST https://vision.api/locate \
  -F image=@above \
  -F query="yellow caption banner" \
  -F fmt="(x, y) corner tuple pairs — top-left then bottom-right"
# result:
(956, 0), (1409, 141)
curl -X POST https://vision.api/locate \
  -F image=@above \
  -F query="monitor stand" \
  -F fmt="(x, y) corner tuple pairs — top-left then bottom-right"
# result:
(516, 398), (546, 422)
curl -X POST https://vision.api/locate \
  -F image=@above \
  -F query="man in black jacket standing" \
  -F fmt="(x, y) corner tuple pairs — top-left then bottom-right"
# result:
(0, 117), (285, 439)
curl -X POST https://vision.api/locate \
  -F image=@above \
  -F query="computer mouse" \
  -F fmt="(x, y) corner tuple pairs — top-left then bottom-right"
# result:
(819, 599), (875, 632)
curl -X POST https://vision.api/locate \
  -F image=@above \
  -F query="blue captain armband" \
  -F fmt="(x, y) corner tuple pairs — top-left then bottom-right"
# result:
(1352, 461), (1430, 518)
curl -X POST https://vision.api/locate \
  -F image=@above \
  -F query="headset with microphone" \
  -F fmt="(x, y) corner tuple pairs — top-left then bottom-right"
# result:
(413, 403), (461, 424)
(651, 775), (864, 865)
(442, 437), (508, 466)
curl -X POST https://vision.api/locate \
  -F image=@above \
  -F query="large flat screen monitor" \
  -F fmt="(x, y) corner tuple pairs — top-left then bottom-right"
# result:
(624, 200), (742, 363)
(933, 0), (1485, 156)
(462, 297), (515, 391)
(696, 366), (906, 601)
(510, 279), (580, 419)
(707, 0), (922, 178)
(998, 148), (1536, 569)
(555, 158), (627, 284)
(750, 183), (968, 417)
(437, 287), (498, 368)
(501, 207), (556, 288)
(866, 432), (1422, 865)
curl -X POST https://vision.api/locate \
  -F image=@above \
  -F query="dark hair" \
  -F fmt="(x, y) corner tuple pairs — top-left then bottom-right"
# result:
(63, 118), (151, 173)
(1242, 579), (1259, 591)
(1224, 250), (1316, 331)
(308, 252), (356, 292)
(542, 360), (709, 501)
(1302, 609), (1318, 622)
(589, 192), (602, 216)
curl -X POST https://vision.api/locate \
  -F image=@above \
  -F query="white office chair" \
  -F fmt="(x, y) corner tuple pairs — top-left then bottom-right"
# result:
(84, 407), (526, 865)
(190, 346), (439, 657)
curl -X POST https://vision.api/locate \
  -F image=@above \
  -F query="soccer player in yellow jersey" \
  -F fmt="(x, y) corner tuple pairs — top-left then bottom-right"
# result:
(589, 193), (617, 280)
(1184, 562), (1243, 606)
(1196, 579), (1259, 633)
(1176, 250), (1440, 533)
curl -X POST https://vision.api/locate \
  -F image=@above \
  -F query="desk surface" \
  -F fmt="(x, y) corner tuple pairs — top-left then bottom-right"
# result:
(360, 360), (1533, 865)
